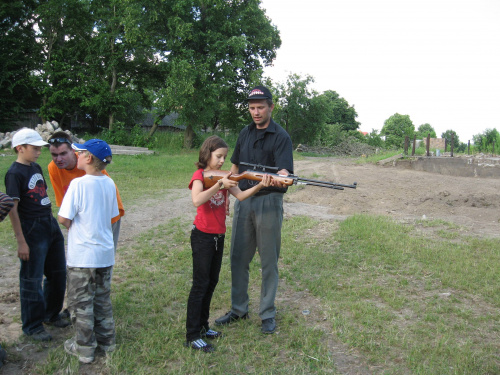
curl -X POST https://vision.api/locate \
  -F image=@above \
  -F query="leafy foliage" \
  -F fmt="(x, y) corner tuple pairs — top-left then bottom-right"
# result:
(0, 0), (41, 129)
(315, 123), (345, 148)
(441, 129), (461, 150)
(381, 113), (415, 148)
(271, 76), (361, 147)
(322, 90), (359, 131)
(32, 0), (165, 130)
(9, 0), (277, 136)
(416, 123), (436, 139)
(472, 128), (500, 153)
(97, 124), (154, 148)
(272, 74), (327, 145)
(364, 129), (384, 148)
(153, 0), (281, 147)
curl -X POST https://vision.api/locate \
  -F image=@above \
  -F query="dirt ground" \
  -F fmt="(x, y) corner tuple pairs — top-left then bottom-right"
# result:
(1, 157), (499, 373)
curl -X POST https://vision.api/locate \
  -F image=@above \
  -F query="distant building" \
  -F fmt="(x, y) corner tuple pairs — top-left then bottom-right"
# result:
(423, 138), (446, 150)
(139, 112), (185, 132)
(13, 110), (42, 129)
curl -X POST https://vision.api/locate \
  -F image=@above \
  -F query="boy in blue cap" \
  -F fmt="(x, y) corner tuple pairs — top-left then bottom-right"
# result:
(58, 139), (119, 363)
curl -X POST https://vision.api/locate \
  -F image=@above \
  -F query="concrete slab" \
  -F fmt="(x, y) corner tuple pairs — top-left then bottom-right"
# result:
(389, 156), (500, 179)
(376, 153), (403, 166)
(109, 145), (155, 155)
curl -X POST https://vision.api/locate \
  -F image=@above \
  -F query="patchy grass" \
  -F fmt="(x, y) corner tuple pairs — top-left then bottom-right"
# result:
(30, 214), (500, 374)
(355, 150), (402, 164)
(2, 145), (499, 374)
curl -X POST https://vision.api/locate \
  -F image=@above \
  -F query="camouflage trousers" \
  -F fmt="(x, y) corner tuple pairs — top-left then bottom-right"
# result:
(67, 266), (115, 357)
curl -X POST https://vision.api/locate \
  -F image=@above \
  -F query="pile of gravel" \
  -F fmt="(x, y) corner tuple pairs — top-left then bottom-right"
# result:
(0, 122), (84, 149)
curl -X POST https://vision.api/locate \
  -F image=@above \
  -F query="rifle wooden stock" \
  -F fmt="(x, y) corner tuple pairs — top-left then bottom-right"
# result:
(203, 170), (357, 190)
(203, 170), (295, 187)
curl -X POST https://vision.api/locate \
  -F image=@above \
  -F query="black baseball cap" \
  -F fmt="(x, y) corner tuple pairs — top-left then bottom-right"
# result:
(247, 86), (273, 101)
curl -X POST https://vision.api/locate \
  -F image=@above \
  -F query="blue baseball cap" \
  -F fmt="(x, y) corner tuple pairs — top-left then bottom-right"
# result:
(72, 139), (112, 163)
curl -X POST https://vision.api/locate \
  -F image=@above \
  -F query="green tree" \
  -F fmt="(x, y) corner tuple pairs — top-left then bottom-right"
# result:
(381, 113), (415, 148)
(365, 129), (384, 148)
(154, 0), (281, 148)
(35, 0), (165, 131)
(473, 128), (500, 153)
(273, 74), (328, 145)
(416, 123), (436, 139)
(441, 130), (460, 150)
(35, 0), (94, 126)
(3, 0), (280, 140)
(0, 0), (41, 129)
(79, 0), (163, 130)
(322, 90), (359, 131)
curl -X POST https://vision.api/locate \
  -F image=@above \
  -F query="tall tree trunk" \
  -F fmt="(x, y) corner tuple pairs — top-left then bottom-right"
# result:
(108, 64), (117, 130)
(148, 122), (159, 137)
(41, 23), (57, 125)
(148, 112), (166, 137)
(184, 124), (195, 149)
(41, 97), (47, 124)
(109, 113), (114, 131)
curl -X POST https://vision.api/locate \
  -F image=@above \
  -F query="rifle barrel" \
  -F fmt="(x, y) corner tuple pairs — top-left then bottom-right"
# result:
(295, 177), (357, 189)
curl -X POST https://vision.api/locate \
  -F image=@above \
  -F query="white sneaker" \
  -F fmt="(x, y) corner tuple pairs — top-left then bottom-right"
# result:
(64, 339), (94, 364)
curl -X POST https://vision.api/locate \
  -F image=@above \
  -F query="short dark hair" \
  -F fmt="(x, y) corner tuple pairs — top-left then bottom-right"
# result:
(48, 131), (72, 148)
(196, 136), (228, 169)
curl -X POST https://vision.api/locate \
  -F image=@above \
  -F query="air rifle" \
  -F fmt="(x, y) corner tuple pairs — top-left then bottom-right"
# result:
(203, 162), (357, 190)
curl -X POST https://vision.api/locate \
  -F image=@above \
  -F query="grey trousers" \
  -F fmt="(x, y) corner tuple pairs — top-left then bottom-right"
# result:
(230, 192), (283, 320)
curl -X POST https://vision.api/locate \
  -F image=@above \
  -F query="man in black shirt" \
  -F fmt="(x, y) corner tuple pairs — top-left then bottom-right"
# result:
(215, 86), (293, 334)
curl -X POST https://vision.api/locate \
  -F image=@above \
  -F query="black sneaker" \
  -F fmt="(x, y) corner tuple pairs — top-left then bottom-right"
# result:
(45, 316), (71, 328)
(215, 311), (249, 326)
(202, 329), (223, 339)
(60, 308), (70, 319)
(29, 330), (53, 342)
(261, 318), (276, 334)
(184, 339), (215, 353)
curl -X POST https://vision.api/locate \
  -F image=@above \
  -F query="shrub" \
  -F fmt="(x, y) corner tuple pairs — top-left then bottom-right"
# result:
(96, 123), (155, 148)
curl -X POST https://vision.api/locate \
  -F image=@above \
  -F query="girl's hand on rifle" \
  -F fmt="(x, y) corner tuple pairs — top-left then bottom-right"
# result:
(271, 169), (290, 188)
(220, 172), (238, 189)
(258, 174), (272, 189)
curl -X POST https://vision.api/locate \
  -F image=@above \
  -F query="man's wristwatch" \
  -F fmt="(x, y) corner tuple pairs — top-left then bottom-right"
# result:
(218, 180), (224, 190)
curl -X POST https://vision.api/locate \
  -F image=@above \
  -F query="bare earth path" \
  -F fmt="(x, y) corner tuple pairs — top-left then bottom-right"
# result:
(1, 157), (498, 373)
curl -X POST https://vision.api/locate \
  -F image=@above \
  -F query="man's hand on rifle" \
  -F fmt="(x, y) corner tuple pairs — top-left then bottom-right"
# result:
(271, 169), (290, 188)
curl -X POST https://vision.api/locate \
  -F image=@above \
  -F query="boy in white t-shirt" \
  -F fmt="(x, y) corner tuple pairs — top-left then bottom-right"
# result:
(58, 139), (119, 364)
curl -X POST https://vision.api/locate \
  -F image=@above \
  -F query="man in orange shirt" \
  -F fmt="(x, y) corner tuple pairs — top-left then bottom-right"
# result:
(47, 132), (125, 251)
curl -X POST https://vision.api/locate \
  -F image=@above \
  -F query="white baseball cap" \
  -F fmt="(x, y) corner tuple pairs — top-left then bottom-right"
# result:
(12, 128), (48, 148)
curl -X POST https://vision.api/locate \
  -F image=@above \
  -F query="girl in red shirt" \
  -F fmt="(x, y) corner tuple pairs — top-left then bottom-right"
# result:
(185, 135), (271, 352)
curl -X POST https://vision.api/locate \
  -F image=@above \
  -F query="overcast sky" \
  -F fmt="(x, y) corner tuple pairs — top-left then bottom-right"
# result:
(260, 0), (500, 142)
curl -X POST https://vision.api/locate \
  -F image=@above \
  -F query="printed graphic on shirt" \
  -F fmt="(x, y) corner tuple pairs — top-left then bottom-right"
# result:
(209, 190), (225, 209)
(28, 173), (51, 205)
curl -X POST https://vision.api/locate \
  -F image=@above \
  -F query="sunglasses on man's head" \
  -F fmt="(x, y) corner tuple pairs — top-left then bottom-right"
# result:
(48, 138), (72, 145)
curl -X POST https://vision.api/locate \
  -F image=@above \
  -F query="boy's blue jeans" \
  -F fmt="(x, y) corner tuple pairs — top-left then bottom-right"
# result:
(19, 215), (66, 335)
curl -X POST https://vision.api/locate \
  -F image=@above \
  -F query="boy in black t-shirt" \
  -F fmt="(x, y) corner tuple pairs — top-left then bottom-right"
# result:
(5, 128), (69, 342)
